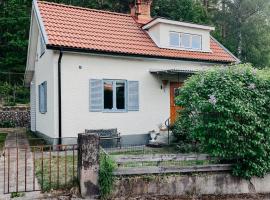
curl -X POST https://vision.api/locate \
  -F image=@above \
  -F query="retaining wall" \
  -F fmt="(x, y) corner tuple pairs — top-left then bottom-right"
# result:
(110, 172), (270, 199)
(0, 106), (30, 128)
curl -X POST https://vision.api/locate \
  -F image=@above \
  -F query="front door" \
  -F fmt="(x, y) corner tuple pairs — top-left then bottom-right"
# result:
(170, 82), (183, 123)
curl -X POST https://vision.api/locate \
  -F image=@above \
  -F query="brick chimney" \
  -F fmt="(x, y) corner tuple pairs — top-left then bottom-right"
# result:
(130, 0), (153, 23)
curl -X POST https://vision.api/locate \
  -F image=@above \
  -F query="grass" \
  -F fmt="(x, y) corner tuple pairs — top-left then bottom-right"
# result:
(10, 192), (25, 198)
(0, 132), (7, 152)
(105, 145), (216, 168)
(35, 154), (78, 191)
(108, 145), (178, 156)
(116, 159), (216, 168)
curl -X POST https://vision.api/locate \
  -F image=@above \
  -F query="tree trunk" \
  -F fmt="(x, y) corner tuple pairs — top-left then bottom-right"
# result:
(237, 17), (242, 59)
(221, 0), (226, 38)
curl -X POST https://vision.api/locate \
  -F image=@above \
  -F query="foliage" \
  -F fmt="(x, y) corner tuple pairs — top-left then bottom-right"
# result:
(0, 120), (15, 128)
(0, 82), (29, 105)
(99, 150), (117, 199)
(152, 0), (209, 24)
(0, 0), (31, 74)
(35, 155), (78, 191)
(10, 192), (25, 198)
(0, 133), (8, 151)
(210, 0), (270, 68)
(173, 64), (270, 179)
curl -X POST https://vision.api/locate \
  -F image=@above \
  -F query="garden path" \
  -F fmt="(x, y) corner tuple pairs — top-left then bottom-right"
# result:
(0, 130), (40, 199)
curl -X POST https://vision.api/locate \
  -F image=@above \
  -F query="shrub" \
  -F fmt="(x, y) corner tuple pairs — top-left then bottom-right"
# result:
(173, 64), (270, 179)
(0, 120), (15, 128)
(99, 150), (116, 199)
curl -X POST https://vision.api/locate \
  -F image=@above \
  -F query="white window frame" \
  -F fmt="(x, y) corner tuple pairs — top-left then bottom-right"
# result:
(169, 32), (181, 47)
(181, 33), (191, 49)
(103, 79), (127, 112)
(191, 34), (202, 50)
(169, 31), (202, 51)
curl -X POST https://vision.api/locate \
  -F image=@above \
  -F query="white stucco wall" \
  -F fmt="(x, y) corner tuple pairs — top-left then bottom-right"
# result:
(60, 53), (216, 138)
(34, 33), (58, 138)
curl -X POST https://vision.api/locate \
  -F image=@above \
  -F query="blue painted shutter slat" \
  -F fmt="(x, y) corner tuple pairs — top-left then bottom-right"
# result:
(90, 79), (103, 112)
(39, 84), (42, 112)
(44, 81), (47, 113)
(128, 81), (139, 111)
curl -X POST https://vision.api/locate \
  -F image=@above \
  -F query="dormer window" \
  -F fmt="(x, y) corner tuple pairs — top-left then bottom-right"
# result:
(169, 32), (180, 47)
(192, 35), (202, 50)
(182, 33), (191, 48)
(169, 32), (202, 51)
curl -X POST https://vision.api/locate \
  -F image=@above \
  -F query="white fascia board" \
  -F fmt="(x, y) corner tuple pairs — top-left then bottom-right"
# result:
(33, 0), (48, 44)
(143, 18), (215, 31)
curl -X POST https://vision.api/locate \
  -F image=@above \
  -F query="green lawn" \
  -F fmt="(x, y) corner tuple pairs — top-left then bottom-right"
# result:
(108, 145), (178, 156)
(116, 159), (215, 168)
(35, 155), (78, 191)
(0, 133), (7, 152)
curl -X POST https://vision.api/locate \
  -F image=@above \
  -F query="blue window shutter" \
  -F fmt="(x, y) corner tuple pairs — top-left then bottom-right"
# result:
(39, 84), (42, 112)
(89, 79), (103, 112)
(128, 81), (139, 111)
(44, 81), (47, 113)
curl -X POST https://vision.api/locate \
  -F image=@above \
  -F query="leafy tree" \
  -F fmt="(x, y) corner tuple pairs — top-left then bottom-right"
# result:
(0, 0), (31, 74)
(152, 0), (210, 24)
(210, 0), (270, 68)
(173, 64), (270, 179)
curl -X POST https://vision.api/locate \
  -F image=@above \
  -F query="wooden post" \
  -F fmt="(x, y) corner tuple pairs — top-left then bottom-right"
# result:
(77, 133), (100, 199)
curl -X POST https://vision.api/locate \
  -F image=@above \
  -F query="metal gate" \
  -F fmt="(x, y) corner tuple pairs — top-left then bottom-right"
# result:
(3, 144), (78, 194)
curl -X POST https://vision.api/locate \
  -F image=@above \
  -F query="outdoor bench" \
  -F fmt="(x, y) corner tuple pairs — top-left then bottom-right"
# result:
(85, 128), (121, 148)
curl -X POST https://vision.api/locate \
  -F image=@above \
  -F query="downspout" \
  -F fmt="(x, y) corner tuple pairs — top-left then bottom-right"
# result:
(58, 49), (63, 145)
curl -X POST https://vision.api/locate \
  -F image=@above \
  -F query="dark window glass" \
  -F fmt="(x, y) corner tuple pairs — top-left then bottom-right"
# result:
(116, 82), (125, 109)
(104, 81), (113, 109)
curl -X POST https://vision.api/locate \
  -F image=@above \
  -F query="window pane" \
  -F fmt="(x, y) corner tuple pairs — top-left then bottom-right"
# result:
(116, 82), (125, 109)
(104, 81), (113, 109)
(182, 34), (191, 48)
(169, 32), (180, 47)
(192, 35), (202, 50)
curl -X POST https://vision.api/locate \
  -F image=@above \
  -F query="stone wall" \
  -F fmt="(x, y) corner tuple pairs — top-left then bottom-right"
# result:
(110, 172), (270, 199)
(0, 106), (30, 128)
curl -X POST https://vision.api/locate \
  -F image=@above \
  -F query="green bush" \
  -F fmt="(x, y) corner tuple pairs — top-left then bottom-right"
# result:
(0, 82), (29, 105)
(173, 64), (270, 179)
(0, 120), (15, 128)
(99, 151), (116, 199)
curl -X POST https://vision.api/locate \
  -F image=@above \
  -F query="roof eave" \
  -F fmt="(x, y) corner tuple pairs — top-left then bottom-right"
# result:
(46, 44), (234, 64)
(143, 18), (215, 31)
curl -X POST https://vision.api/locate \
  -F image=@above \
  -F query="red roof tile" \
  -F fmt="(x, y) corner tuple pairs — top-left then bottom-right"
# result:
(37, 1), (237, 63)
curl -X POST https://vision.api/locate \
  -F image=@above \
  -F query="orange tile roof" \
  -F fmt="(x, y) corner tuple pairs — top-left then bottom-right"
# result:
(37, 1), (237, 63)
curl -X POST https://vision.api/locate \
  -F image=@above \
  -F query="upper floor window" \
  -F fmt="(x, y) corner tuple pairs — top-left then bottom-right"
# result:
(169, 32), (180, 47)
(169, 32), (202, 50)
(191, 35), (202, 50)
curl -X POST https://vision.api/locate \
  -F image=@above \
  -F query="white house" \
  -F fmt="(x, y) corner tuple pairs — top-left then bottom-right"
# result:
(25, 0), (239, 145)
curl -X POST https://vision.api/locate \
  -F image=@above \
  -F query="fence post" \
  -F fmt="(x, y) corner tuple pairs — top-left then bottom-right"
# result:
(77, 133), (100, 199)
